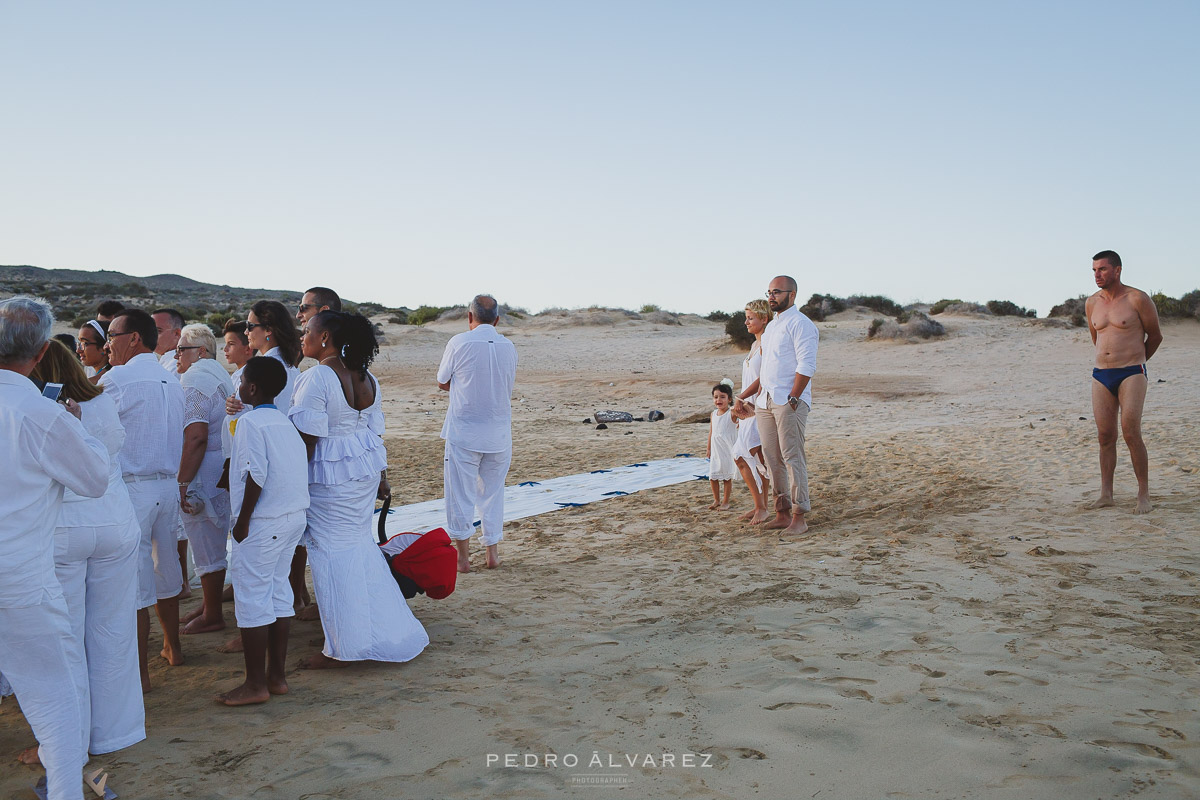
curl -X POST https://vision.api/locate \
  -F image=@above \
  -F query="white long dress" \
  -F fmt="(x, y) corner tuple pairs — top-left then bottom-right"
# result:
(53, 391), (145, 755)
(289, 366), (428, 663)
(732, 342), (767, 486)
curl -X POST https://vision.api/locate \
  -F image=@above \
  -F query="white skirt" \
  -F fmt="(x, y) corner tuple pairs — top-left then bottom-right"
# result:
(305, 479), (429, 663)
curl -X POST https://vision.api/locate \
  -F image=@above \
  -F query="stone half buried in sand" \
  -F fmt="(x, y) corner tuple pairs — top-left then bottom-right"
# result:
(594, 410), (634, 423)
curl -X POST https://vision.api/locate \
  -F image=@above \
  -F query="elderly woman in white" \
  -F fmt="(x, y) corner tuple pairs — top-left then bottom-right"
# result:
(175, 323), (234, 635)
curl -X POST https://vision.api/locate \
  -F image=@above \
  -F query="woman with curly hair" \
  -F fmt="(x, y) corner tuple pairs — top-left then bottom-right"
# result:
(289, 311), (428, 669)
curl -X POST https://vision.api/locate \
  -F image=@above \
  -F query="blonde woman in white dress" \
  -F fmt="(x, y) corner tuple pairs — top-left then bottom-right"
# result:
(733, 300), (773, 524)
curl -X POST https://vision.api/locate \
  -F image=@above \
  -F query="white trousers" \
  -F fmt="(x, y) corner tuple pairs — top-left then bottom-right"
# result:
(0, 593), (87, 800)
(230, 511), (306, 629)
(183, 516), (228, 577)
(124, 478), (185, 608)
(443, 442), (511, 546)
(53, 519), (146, 755)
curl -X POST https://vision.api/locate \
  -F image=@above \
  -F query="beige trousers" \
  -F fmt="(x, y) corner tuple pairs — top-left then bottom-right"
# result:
(755, 396), (810, 514)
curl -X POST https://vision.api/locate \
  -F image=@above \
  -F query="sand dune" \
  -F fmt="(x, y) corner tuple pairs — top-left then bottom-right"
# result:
(3, 315), (1197, 798)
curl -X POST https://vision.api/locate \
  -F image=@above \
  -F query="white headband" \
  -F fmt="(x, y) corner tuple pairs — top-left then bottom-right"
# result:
(86, 320), (106, 341)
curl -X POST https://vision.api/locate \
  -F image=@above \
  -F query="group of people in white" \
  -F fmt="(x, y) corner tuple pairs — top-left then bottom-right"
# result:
(706, 276), (820, 537)
(0, 289), (518, 799)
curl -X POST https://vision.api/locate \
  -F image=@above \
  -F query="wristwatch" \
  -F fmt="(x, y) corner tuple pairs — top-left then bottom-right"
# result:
(787, 395), (800, 408)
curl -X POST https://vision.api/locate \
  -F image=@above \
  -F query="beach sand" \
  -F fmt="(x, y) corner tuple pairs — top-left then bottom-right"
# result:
(3, 312), (1198, 798)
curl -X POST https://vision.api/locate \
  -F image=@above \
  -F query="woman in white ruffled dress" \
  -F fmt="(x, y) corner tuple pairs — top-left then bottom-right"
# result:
(175, 324), (235, 634)
(289, 311), (428, 669)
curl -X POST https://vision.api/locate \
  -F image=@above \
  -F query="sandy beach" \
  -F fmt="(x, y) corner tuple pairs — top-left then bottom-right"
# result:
(3, 311), (1198, 799)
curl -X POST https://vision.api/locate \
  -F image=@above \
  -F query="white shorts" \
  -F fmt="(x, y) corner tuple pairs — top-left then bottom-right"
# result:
(230, 511), (306, 629)
(125, 477), (185, 608)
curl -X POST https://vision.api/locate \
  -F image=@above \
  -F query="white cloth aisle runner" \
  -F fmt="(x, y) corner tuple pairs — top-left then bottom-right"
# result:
(381, 455), (709, 536)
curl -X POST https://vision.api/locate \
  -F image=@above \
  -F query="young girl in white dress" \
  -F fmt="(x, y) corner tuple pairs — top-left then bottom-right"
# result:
(289, 311), (428, 669)
(707, 380), (738, 510)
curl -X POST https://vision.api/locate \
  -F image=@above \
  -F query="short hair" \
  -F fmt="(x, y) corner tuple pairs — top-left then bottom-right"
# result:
(96, 299), (125, 318)
(0, 295), (54, 363)
(112, 308), (158, 351)
(240, 356), (287, 401)
(744, 299), (773, 321)
(305, 286), (342, 312)
(469, 294), (499, 325)
(53, 333), (77, 351)
(179, 323), (218, 358)
(1092, 250), (1122, 268)
(222, 318), (249, 346)
(712, 382), (734, 400)
(250, 300), (302, 367)
(30, 340), (101, 403)
(312, 311), (378, 377)
(774, 275), (798, 293)
(151, 308), (185, 329)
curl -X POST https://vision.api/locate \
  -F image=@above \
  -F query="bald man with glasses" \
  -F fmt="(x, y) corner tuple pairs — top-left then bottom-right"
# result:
(735, 275), (819, 537)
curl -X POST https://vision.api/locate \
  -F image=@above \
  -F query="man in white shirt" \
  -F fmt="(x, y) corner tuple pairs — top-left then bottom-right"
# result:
(0, 296), (109, 800)
(735, 275), (819, 537)
(101, 309), (187, 687)
(436, 295), (518, 572)
(152, 308), (184, 378)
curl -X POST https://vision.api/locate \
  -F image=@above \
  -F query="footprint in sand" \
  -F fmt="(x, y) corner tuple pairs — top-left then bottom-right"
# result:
(1087, 740), (1173, 760)
(984, 669), (1049, 686)
(763, 701), (832, 711)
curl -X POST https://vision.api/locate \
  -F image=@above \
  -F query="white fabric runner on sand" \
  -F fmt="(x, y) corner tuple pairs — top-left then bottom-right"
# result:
(380, 455), (709, 535)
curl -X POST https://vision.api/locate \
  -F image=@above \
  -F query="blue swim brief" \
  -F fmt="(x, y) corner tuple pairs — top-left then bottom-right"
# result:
(1092, 364), (1146, 396)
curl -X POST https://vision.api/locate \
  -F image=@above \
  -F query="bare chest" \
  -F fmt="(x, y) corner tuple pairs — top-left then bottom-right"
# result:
(1091, 296), (1142, 333)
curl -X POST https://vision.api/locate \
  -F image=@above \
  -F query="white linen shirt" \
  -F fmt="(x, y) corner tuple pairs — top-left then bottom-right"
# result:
(229, 406), (310, 520)
(0, 370), (109, 607)
(756, 305), (819, 409)
(437, 324), (518, 453)
(262, 347), (300, 412)
(100, 352), (185, 477)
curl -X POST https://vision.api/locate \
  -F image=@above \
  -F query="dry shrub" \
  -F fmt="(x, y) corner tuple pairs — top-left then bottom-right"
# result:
(940, 301), (989, 315)
(644, 310), (682, 326)
(867, 312), (944, 340)
(725, 311), (754, 349)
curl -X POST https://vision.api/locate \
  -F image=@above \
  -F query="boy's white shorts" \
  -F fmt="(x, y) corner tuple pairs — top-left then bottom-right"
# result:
(230, 510), (306, 629)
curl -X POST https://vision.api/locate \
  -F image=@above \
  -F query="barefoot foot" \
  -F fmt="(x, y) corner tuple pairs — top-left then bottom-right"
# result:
(738, 509), (755, 522)
(486, 545), (501, 569)
(268, 678), (290, 696)
(214, 682), (270, 706)
(160, 645), (184, 666)
(707, 502), (719, 510)
(457, 558), (472, 574)
(781, 516), (810, 537)
(295, 604), (320, 622)
(1135, 494), (1152, 514)
(1086, 494), (1115, 509)
(17, 746), (40, 766)
(181, 617), (226, 635)
(750, 508), (771, 525)
(217, 634), (244, 653)
(180, 605), (204, 625)
(763, 513), (790, 530)
(298, 652), (349, 670)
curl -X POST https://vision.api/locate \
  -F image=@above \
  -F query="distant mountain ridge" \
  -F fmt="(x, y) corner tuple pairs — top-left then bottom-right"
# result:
(0, 263), (394, 326)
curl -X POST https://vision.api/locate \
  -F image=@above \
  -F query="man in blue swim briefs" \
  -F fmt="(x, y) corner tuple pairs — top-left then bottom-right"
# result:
(1085, 250), (1163, 514)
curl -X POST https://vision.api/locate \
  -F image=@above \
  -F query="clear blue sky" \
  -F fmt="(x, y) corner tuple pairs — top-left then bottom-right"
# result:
(2, 1), (1196, 316)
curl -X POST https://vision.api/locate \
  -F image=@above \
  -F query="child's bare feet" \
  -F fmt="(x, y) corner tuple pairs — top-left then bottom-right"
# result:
(215, 682), (270, 706)
(17, 746), (40, 765)
(718, 503), (731, 511)
(181, 616), (225, 635)
(268, 678), (290, 696)
(180, 605), (204, 625)
(295, 604), (320, 622)
(217, 634), (244, 653)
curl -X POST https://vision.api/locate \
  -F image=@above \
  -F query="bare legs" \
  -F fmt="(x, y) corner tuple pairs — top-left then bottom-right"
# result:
(138, 595), (184, 690)
(735, 458), (770, 523)
(216, 619), (290, 706)
(1090, 375), (1151, 513)
(708, 479), (732, 511)
(181, 570), (226, 634)
(456, 539), (501, 573)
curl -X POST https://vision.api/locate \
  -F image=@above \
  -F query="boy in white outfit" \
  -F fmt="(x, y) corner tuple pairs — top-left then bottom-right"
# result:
(216, 357), (309, 706)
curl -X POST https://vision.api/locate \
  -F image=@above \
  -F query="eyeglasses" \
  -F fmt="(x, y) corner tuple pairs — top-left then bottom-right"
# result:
(106, 331), (136, 343)
(245, 322), (265, 331)
(79, 339), (104, 349)
(175, 345), (204, 356)
(297, 303), (316, 313)
(765, 289), (794, 298)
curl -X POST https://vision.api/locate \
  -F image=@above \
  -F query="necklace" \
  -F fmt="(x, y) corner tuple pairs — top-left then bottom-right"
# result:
(319, 354), (342, 367)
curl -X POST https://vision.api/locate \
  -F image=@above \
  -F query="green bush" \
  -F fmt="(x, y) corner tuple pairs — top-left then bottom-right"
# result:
(986, 299), (1036, 318)
(929, 298), (962, 315)
(706, 310), (731, 322)
(408, 305), (447, 325)
(725, 311), (754, 349)
(849, 295), (905, 318)
(639, 304), (660, 314)
(1151, 291), (1200, 318)
(867, 318), (885, 338)
(1049, 296), (1086, 318)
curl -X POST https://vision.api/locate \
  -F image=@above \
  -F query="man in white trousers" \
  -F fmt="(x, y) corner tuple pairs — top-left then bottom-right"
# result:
(101, 308), (187, 688)
(0, 296), (109, 800)
(436, 294), (518, 572)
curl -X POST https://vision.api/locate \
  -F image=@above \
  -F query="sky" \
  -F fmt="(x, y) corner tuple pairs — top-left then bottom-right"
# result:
(2, 1), (1196, 317)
